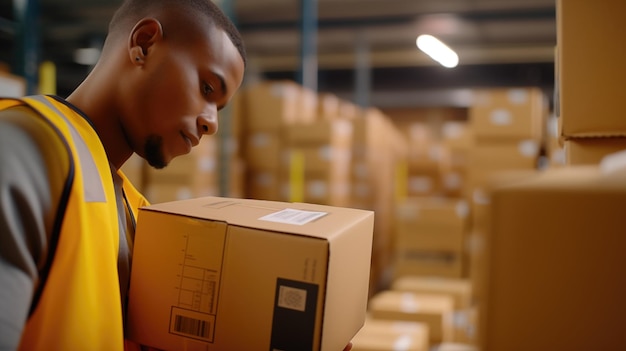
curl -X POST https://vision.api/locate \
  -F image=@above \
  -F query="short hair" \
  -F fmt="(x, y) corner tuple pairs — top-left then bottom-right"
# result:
(107, 0), (246, 66)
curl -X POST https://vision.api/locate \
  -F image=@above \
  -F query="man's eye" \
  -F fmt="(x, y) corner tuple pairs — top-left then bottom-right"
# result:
(202, 82), (214, 95)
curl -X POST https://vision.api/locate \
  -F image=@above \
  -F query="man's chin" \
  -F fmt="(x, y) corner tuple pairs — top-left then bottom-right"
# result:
(146, 155), (168, 170)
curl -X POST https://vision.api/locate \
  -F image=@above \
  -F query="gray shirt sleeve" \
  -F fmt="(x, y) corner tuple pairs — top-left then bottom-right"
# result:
(0, 106), (70, 349)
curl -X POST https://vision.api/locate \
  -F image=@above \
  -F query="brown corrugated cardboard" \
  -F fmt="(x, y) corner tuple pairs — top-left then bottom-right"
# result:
(244, 80), (305, 131)
(467, 170), (538, 304)
(143, 182), (219, 204)
(479, 156), (626, 350)
(437, 343), (478, 351)
(244, 130), (286, 170)
(395, 197), (469, 253)
(469, 140), (540, 171)
(368, 290), (454, 344)
(285, 119), (353, 147)
(128, 196), (374, 351)
(391, 276), (472, 310)
(394, 250), (464, 279)
(469, 88), (545, 141)
(557, 0), (626, 137)
(351, 318), (430, 351)
(451, 308), (478, 345)
(245, 168), (288, 202)
(317, 93), (341, 121)
(145, 137), (218, 186)
(295, 145), (352, 174)
(564, 137), (626, 165)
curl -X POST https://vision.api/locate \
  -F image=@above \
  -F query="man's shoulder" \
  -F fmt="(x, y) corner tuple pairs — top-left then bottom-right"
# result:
(0, 103), (60, 141)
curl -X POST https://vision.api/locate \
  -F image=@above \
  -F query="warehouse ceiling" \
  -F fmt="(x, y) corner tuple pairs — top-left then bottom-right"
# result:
(0, 0), (556, 108)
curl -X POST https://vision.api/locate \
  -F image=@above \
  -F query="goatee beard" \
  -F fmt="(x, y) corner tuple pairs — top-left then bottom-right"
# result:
(144, 135), (167, 169)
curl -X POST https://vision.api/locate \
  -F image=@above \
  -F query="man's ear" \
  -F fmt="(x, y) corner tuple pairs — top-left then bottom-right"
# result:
(128, 18), (163, 64)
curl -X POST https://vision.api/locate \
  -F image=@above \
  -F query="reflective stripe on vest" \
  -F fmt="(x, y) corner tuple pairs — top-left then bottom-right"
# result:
(26, 95), (106, 203)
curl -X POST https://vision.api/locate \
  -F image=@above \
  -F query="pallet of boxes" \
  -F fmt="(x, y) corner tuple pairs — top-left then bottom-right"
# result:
(352, 110), (479, 351)
(241, 80), (317, 202)
(473, 1), (626, 350)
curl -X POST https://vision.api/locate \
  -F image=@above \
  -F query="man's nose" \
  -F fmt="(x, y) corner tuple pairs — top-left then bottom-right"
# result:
(197, 105), (218, 135)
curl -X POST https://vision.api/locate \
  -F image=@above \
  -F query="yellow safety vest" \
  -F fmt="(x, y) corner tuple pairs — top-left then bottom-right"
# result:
(0, 95), (149, 350)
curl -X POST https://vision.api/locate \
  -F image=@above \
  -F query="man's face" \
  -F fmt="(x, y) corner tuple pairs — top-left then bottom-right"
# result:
(126, 24), (244, 169)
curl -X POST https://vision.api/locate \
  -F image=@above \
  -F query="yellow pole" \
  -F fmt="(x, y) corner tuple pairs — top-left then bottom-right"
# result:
(38, 61), (56, 95)
(289, 149), (305, 202)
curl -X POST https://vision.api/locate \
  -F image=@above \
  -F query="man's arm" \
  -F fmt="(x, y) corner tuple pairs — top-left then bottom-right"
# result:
(0, 106), (69, 349)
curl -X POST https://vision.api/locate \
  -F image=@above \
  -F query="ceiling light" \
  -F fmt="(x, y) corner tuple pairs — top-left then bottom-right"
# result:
(416, 34), (459, 68)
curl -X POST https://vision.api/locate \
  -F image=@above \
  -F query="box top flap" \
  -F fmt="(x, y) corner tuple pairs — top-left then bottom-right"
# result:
(498, 163), (626, 193)
(141, 196), (374, 240)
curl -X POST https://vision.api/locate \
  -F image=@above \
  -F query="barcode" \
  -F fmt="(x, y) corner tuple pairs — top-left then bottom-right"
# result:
(259, 208), (327, 225)
(174, 315), (211, 338)
(278, 285), (307, 312)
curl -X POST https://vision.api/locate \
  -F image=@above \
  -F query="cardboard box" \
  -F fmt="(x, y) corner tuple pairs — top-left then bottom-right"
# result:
(368, 290), (454, 344)
(469, 140), (540, 171)
(437, 343), (478, 351)
(302, 174), (351, 207)
(479, 155), (626, 350)
(564, 137), (626, 165)
(393, 250), (465, 280)
(245, 169), (288, 202)
(128, 196), (374, 351)
(451, 308), (478, 345)
(244, 131), (287, 170)
(351, 318), (430, 351)
(294, 145), (352, 174)
(146, 137), (218, 186)
(469, 88), (545, 141)
(143, 182), (218, 204)
(407, 174), (441, 197)
(244, 80), (305, 131)
(317, 93), (341, 121)
(285, 119), (353, 148)
(391, 276), (472, 310)
(557, 0), (626, 137)
(395, 198), (469, 253)
(467, 170), (539, 304)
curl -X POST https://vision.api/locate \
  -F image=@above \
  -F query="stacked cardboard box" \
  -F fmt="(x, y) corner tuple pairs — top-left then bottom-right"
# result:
(557, 0), (626, 163)
(283, 118), (353, 207)
(440, 121), (474, 198)
(391, 276), (472, 311)
(466, 170), (538, 305)
(216, 88), (246, 198)
(351, 318), (429, 351)
(368, 290), (455, 345)
(242, 80), (315, 201)
(544, 115), (566, 168)
(403, 122), (450, 197)
(392, 197), (469, 280)
(391, 276), (477, 344)
(350, 107), (409, 294)
(467, 88), (545, 193)
(476, 156), (626, 350)
(143, 137), (219, 204)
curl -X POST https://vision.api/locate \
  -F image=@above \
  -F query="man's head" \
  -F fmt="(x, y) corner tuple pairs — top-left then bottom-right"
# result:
(101, 0), (246, 169)
(107, 0), (246, 67)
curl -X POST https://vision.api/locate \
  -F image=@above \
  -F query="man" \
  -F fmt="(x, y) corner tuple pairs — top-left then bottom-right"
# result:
(0, 0), (354, 349)
(1, 0), (246, 349)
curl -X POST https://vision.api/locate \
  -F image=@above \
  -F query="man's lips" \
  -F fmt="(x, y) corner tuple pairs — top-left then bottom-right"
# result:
(181, 131), (199, 150)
